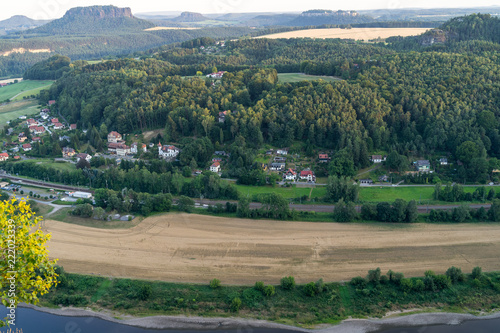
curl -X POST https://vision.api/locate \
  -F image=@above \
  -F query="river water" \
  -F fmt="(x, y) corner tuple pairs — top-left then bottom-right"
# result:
(1, 306), (499, 333)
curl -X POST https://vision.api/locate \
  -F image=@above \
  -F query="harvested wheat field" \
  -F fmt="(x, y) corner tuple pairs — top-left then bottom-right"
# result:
(44, 214), (500, 285)
(257, 28), (429, 41)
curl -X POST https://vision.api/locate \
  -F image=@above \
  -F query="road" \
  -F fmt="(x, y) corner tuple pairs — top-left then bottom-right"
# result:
(194, 199), (491, 213)
(1, 173), (493, 213)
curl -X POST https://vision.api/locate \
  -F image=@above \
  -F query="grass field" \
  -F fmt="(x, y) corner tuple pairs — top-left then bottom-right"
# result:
(257, 28), (429, 41)
(278, 73), (342, 83)
(21, 159), (76, 172)
(358, 186), (477, 203)
(0, 100), (39, 124)
(0, 80), (54, 101)
(235, 184), (326, 200)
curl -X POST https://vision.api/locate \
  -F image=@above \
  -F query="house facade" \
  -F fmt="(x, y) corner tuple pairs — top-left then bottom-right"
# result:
(283, 169), (297, 181)
(107, 131), (123, 143)
(62, 147), (76, 158)
(0, 153), (9, 161)
(210, 162), (221, 173)
(415, 160), (430, 172)
(299, 170), (316, 182)
(158, 143), (180, 159)
(22, 143), (32, 152)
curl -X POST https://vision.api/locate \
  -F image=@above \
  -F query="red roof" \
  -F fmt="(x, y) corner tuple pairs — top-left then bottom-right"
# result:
(27, 119), (36, 124)
(13, 156), (20, 159)
(286, 168), (296, 175)
(211, 162), (220, 167)
(300, 170), (314, 177)
(54, 122), (63, 128)
(51, 118), (59, 123)
(319, 154), (329, 159)
(32, 137), (41, 141)
(0, 153), (8, 157)
(35, 126), (45, 132)
(70, 124), (77, 129)
(48, 100), (56, 105)
(108, 131), (121, 137)
(22, 143), (31, 149)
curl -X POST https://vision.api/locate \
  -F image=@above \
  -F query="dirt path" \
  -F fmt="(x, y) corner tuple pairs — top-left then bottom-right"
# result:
(44, 214), (500, 284)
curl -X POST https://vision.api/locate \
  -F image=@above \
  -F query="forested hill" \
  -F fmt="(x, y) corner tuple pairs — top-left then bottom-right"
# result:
(388, 14), (500, 50)
(43, 36), (500, 183)
(23, 5), (155, 35)
(286, 10), (373, 26)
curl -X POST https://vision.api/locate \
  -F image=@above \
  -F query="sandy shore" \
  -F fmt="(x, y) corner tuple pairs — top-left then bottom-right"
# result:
(21, 304), (500, 332)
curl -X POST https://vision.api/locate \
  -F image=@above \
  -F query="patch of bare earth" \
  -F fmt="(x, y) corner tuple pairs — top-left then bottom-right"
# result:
(44, 214), (500, 284)
(256, 28), (429, 41)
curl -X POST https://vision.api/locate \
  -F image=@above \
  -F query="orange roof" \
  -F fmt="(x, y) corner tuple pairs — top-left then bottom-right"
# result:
(51, 118), (59, 123)
(211, 162), (220, 167)
(0, 153), (8, 157)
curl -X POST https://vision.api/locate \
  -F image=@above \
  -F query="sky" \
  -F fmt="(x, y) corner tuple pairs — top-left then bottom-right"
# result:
(1, 0), (499, 21)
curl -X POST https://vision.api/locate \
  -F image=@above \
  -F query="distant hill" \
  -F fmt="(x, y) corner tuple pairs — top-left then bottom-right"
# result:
(244, 14), (299, 27)
(286, 9), (374, 26)
(24, 5), (155, 35)
(0, 15), (50, 32)
(172, 12), (208, 23)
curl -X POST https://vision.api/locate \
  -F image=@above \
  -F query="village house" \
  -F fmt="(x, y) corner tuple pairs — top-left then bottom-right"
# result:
(18, 133), (27, 143)
(51, 118), (59, 124)
(33, 127), (45, 135)
(22, 143), (32, 152)
(158, 143), (180, 159)
(359, 179), (374, 186)
(318, 153), (331, 163)
(108, 143), (130, 155)
(206, 71), (226, 79)
(371, 155), (385, 163)
(18, 115), (26, 120)
(70, 124), (77, 130)
(62, 147), (76, 158)
(107, 131), (123, 143)
(218, 111), (229, 123)
(415, 160), (431, 172)
(26, 118), (38, 126)
(276, 148), (289, 155)
(214, 150), (227, 156)
(283, 169), (297, 181)
(130, 142), (138, 154)
(210, 161), (221, 173)
(53, 123), (64, 130)
(299, 170), (316, 182)
(76, 153), (92, 163)
(0, 153), (9, 161)
(440, 158), (448, 165)
(59, 135), (71, 142)
(141, 144), (147, 152)
(274, 156), (286, 162)
(270, 162), (286, 171)
(31, 137), (41, 142)
(48, 100), (56, 106)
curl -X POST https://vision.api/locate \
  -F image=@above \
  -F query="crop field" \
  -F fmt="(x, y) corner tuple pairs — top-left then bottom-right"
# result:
(0, 100), (39, 124)
(257, 28), (429, 41)
(44, 213), (500, 284)
(278, 73), (342, 83)
(0, 80), (53, 101)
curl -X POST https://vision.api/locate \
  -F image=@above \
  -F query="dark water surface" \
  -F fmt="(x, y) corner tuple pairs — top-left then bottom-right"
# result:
(1, 306), (499, 333)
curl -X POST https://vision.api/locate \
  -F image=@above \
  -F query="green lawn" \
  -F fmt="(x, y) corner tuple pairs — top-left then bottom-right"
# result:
(358, 186), (477, 203)
(0, 100), (40, 124)
(278, 73), (342, 83)
(235, 184), (326, 200)
(0, 80), (54, 101)
(22, 159), (76, 172)
(11, 84), (53, 101)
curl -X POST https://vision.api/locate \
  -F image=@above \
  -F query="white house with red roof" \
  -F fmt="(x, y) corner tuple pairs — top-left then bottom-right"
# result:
(210, 161), (221, 173)
(70, 124), (77, 130)
(158, 142), (179, 159)
(283, 169), (297, 181)
(0, 153), (9, 161)
(22, 143), (32, 152)
(51, 118), (59, 124)
(54, 122), (64, 130)
(107, 131), (123, 143)
(206, 71), (226, 79)
(299, 169), (316, 182)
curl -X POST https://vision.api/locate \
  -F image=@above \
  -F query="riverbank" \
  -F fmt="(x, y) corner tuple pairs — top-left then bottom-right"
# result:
(20, 303), (500, 332)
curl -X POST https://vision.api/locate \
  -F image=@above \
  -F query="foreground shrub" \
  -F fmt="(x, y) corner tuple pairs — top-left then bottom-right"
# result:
(280, 276), (296, 290)
(209, 278), (221, 289)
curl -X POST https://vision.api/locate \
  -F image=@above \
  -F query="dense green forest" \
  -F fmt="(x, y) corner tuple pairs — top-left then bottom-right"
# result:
(43, 15), (500, 179)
